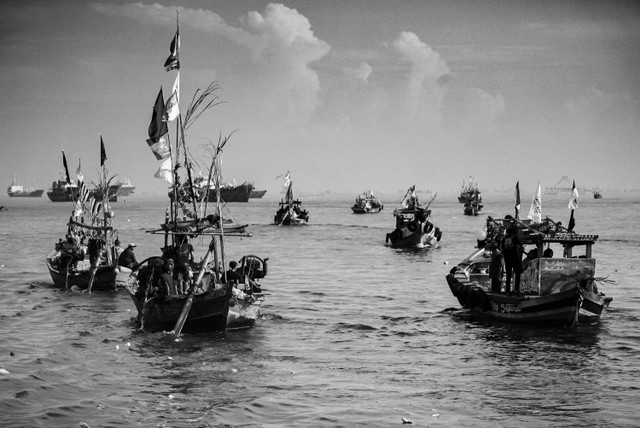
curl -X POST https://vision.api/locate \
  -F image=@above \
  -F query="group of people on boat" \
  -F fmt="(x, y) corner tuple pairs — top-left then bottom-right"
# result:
(478, 215), (565, 295)
(48, 227), (112, 273)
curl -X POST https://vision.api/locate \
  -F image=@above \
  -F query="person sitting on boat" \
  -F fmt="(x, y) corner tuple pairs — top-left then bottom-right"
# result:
(156, 259), (176, 297)
(521, 248), (538, 271)
(118, 243), (138, 273)
(501, 225), (523, 294)
(224, 261), (242, 284)
(543, 248), (554, 258)
(173, 236), (194, 293)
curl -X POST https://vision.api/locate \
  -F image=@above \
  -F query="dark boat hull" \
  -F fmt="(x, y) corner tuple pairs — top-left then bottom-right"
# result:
(447, 274), (580, 326)
(46, 258), (118, 291)
(126, 283), (232, 332)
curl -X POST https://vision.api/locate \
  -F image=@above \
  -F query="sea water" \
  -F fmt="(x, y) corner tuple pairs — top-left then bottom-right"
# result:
(0, 192), (639, 427)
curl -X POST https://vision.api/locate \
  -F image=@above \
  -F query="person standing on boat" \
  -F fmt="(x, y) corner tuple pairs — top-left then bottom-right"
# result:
(488, 243), (503, 293)
(118, 243), (138, 273)
(174, 236), (194, 293)
(224, 261), (242, 283)
(156, 259), (176, 297)
(501, 225), (523, 294)
(113, 239), (123, 260)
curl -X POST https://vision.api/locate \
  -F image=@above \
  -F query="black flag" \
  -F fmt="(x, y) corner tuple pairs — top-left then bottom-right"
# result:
(100, 136), (107, 166)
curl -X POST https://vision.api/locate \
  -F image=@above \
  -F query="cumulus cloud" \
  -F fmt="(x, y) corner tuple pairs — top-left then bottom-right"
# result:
(392, 31), (450, 125)
(93, 2), (330, 122)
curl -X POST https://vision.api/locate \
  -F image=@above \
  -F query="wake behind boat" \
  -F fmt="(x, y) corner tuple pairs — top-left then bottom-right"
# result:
(385, 185), (442, 248)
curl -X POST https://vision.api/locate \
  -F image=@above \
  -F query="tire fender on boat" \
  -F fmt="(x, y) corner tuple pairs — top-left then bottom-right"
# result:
(424, 221), (434, 234)
(435, 227), (442, 242)
(407, 221), (419, 233)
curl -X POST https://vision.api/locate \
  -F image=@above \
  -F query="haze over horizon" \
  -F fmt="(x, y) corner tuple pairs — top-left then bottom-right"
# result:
(1, 1), (639, 198)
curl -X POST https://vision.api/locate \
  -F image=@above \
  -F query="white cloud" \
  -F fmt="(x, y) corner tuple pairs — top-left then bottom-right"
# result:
(343, 62), (373, 83)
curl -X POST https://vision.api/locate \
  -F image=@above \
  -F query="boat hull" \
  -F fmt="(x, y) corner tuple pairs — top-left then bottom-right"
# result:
(447, 274), (580, 326)
(351, 205), (383, 214)
(249, 189), (267, 198)
(126, 282), (232, 332)
(227, 294), (264, 329)
(46, 258), (118, 291)
(8, 189), (44, 197)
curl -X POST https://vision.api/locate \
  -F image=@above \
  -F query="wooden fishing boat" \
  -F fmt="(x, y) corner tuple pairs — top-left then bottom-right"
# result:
(446, 215), (612, 326)
(226, 255), (268, 329)
(351, 191), (383, 214)
(385, 186), (442, 248)
(458, 176), (482, 205)
(46, 142), (121, 292)
(125, 21), (268, 335)
(274, 172), (309, 225)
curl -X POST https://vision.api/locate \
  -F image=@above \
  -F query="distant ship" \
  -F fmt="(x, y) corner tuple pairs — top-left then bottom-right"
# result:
(7, 175), (44, 197)
(47, 179), (78, 202)
(47, 177), (118, 202)
(117, 177), (135, 197)
(169, 178), (254, 202)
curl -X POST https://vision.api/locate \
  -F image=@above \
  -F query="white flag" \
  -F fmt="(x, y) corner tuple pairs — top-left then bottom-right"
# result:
(166, 72), (180, 121)
(154, 157), (174, 184)
(527, 182), (542, 223)
(568, 181), (579, 210)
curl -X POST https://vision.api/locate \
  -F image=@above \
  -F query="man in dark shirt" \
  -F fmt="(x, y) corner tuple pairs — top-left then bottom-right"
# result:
(173, 236), (194, 293)
(118, 243), (138, 271)
(501, 226), (523, 294)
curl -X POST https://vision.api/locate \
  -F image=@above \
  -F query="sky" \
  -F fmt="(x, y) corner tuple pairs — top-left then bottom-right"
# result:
(1, 0), (639, 198)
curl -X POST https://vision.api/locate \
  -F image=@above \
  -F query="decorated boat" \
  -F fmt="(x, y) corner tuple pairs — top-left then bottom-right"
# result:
(593, 188), (602, 199)
(46, 139), (122, 292)
(446, 181), (612, 326)
(385, 185), (442, 248)
(351, 191), (383, 214)
(274, 172), (309, 226)
(458, 176), (482, 205)
(7, 175), (44, 197)
(124, 21), (267, 335)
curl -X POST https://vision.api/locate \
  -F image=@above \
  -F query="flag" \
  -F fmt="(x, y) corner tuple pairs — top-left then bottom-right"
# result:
(527, 182), (542, 223)
(568, 180), (579, 210)
(166, 72), (180, 121)
(62, 150), (71, 184)
(568, 180), (578, 231)
(515, 181), (521, 219)
(148, 88), (169, 147)
(146, 136), (171, 160)
(77, 179), (90, 203)
(154, 157), (174, 184)
(100, 136), (107, 166)
(76, 158), (83, 183)
(164, 27), (180, 71)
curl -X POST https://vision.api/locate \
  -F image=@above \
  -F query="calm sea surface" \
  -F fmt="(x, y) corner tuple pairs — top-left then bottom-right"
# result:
(1, 191), (639, 427)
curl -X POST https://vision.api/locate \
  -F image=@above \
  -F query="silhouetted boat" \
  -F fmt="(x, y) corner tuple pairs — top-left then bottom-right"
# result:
(351, 191), (383, 214)
(386, 186), (442, 248)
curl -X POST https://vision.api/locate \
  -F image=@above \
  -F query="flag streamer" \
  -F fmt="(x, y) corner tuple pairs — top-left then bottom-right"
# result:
(527, 182), (542, 223)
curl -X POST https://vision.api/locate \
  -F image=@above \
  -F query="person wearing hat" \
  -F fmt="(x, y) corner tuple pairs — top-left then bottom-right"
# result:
(118, 242), (139, 272)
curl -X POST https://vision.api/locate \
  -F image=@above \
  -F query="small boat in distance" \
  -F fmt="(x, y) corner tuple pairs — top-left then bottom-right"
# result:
(7, 175), (44, 197)
(593, 188), (602, 199)
(386, 185), (442, 248)
(275, 172), (309, 226)
(458, 176), (482, 205)
(351, 191), (383, 214)
(463, 198), (483, 216)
